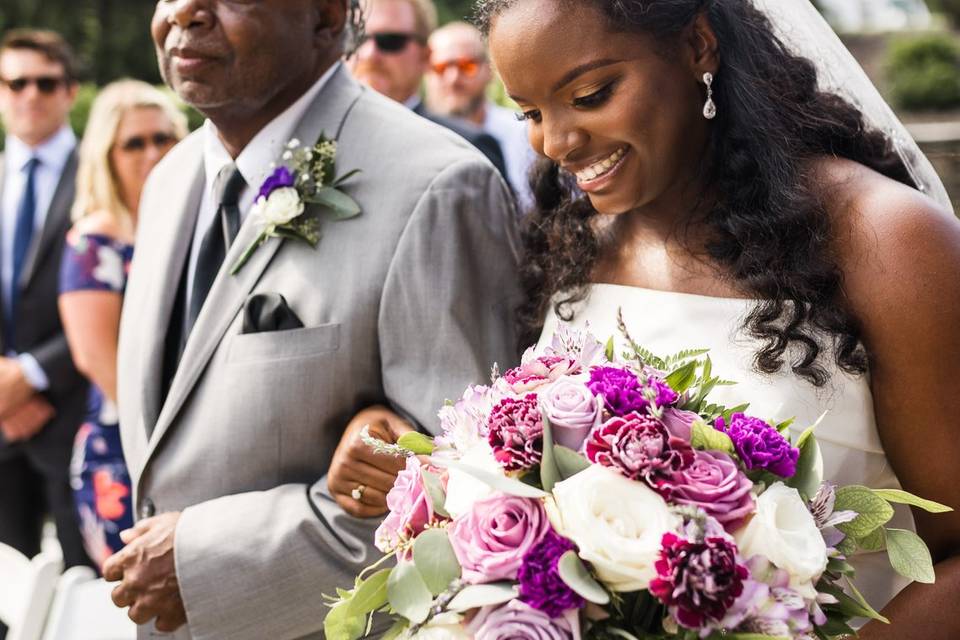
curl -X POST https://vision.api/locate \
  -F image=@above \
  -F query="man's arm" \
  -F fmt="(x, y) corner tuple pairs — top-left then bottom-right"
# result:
(21, 333), (83, 396)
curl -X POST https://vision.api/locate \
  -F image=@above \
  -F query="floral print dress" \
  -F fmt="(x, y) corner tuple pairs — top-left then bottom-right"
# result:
(60, 232), (135, 569)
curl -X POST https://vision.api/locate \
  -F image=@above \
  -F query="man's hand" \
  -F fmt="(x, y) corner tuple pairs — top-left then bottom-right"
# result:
(0, 395), (55, 442)
(327, 405), (414, 517)
(0, 357), (36, 417)
(103, 512), (187, 633)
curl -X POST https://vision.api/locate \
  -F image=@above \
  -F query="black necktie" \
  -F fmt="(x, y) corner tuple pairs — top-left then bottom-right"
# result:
(186, 164), (245, 336)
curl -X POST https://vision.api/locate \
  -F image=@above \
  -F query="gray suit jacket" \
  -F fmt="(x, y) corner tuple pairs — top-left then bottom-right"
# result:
(117, 66), (521, 639)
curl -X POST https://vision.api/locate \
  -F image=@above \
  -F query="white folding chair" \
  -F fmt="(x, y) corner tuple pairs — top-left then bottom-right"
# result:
(0, 542), (62, 640)
(41, 566), (136, 640)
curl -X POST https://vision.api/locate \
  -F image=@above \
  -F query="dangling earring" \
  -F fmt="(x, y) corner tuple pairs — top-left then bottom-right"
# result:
(702, 72), (717, 120)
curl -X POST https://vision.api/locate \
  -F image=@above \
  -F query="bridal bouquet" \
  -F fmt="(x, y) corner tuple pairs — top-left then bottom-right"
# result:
(324, 323), (950, 640)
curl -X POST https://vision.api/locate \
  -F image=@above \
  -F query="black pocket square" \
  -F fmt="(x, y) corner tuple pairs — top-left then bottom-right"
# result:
(242, 293), (305, 334)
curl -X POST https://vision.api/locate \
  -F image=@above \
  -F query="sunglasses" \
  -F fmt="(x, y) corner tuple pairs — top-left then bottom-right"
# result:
(1, 75), (68, 94)
(430, 58), (484, 77)
(117, 132), (177, 152)
(359, 32), (424, 53)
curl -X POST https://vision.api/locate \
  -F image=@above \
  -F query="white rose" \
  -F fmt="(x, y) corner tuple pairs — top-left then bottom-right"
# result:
(735, 482), (828, 598)
(252, 187), (304, 227)
(403, 612), (469, 640)
(548, 465), (681, 592)
(443, 442), (504, 519)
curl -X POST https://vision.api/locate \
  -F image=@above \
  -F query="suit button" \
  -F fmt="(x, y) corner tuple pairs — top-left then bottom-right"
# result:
(140, 498), (156, 519)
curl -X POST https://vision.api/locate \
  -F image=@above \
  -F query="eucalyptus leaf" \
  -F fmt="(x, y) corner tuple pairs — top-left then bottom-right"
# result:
(346, 568), (391, 617)
(557, 550), (610, 604)
(413, 528), (462, 595)
(835, 486), (895, 539)
(826, 556), (856, 576)
(872, 489), (953, 513)
(309, 186), (362, 219)
(554, 445), (591, 479)
(421, 469), (450, 519)
(605, 336), (615, 362)
(858, 526), (887, 552)
(381, 620), (408, 640)
(665, 360), (698, 394)
(387, 561), (433, 624)
(690, 419), (735, 454)
(433, 458), (548, 498)
(447, 582), (518, 612)
(785, 430), (822, 500)
(324, 601), (366, 640)
(885, 528), (936, 583)
(540, 411), (561, 492)
(398, 432), (435, 455)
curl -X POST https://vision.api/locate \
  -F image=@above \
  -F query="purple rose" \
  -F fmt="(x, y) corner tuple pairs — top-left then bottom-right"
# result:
(518, 530), (586, 617)
(584, 412), (694, 491)
(448, 493), (551, 583)
(540, 378), (602, 450)
(488, 394), (543, 471)
(375, 457), (441, 554)
(660, 407), (699, 441)
(717, 413), (799, 478)
(660, 450), (756, 531)
(468, 600), (578, 640)
(587, 366), (678, 417)
(257, 166), (296, 201)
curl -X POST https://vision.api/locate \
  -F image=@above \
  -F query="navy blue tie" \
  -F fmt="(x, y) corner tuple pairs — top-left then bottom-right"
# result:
(5, 156), (39, 347)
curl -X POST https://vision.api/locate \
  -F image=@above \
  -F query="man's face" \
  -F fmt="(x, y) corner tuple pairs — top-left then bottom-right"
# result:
(426, 28), (491, 119)
(0, 49), (76, 147)
(152, 0), (342, 119)
(347, 0), (428, 104)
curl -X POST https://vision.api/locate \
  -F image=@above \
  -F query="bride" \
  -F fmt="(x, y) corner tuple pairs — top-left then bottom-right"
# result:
(328, 0), (960, 635)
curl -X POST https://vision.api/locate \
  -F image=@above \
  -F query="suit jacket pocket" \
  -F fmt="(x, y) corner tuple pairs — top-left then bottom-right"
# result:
(226, 323), (341, 364)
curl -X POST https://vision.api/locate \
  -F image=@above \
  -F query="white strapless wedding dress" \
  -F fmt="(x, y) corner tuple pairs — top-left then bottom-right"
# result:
(538, 283), (915, 612)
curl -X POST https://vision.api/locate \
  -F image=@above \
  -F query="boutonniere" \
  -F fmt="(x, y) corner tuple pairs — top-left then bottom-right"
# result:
(230, 133), (361, 275)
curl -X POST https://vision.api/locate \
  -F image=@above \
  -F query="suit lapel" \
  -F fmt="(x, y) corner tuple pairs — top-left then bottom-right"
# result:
(20, 151), (77, 288)
(144, 66), (364, 458)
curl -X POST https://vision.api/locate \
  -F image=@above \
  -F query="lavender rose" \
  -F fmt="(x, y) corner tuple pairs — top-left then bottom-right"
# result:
(488, 394), (543, 471)
(518, 530), (586, 617)
(587, 366), (678, 417)
(467, 600), (578, 640)
(717, 413), (799, 478)
(375, 457), (439, 554)
(448, 493), (551, 583)
(660, 407), (699, 441)
(540, 378), (602, 450)
(660, 450), (756, 530)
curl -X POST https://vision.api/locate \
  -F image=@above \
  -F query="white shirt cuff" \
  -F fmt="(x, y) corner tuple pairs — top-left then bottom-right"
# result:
(17, 353), (50, 391)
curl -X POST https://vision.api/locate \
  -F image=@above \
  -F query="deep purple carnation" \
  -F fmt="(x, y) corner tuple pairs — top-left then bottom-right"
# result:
(584, 412), (694, 491)
(488, 394), (543, 471)
(587, 366), (678, 417)
(716, 413), (799, 478)
(518, 530), (585, 617)
(258, 166), (296, 200)
(649, 532), (748, 630)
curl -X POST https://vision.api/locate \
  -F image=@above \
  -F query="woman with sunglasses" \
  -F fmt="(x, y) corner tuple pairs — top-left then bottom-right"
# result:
(58, 79), (186, 570)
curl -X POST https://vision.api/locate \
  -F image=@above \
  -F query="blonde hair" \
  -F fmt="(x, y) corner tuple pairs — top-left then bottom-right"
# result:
(368, 0), (437, 40)
(72, 79), (188, 224)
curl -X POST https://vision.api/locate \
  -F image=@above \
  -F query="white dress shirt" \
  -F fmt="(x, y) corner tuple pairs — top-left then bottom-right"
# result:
(1, 125), (77, 390)
(185, 62), (342, 311)
(483, 103), (536, 212)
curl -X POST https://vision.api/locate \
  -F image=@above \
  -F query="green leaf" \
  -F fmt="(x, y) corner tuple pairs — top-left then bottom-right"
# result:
(836, 535), (858, 557)
(387, 561), (433, 624)
(826, 556), (856, 576)
(333, 168), (362, 186)
(690, 419), (735, 454)
(398, 431), (435, 455)
(786, 430), (822, 500)
(309, 186), (362, 219)
(834, 485), (895, 539)
(557, 550), (610, 605)
(872, 489), (953, 514)
(713, 634), (791, 640)
(346, 568), (391, 617)
(885, 528), (936, 583)
(435, 459), (548, 499)
(447, 582), (518, 612)
(775, 418), (795, 434)
(413, 528), (461, 595)
(554, 445), (591, 479)
(540, 411), (561, 492)
(858, 527), (887, 552)
(323, 601), (366, 640)
(665, 360), (698, 394)
(817, 617), (856, 637)
(841, 575), (890, 623)
(421, 469), (450, 519)
(605, 336), (615, 362)
(381, 620), (408, 640)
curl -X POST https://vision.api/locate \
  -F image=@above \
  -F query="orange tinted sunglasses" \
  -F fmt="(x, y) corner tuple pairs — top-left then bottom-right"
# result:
(430, 58), (483, 77)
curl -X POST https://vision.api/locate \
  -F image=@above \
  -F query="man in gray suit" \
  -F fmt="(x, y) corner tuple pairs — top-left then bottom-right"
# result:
(104, 1), (520, 638)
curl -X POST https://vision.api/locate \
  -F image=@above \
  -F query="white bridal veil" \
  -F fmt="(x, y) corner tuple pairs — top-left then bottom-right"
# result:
(752, 0), (953, 211)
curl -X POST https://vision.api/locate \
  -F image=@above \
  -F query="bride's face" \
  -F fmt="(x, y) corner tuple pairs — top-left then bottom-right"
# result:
(489, 0), (711, 216)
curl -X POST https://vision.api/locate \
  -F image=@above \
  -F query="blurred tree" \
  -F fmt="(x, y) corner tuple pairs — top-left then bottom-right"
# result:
(436, 0), (477, 23)
(927, 0), (960, 26)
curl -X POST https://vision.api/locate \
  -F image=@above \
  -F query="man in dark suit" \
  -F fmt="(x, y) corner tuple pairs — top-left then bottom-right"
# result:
(346, 0), (509, 179)
(0, 29), (89, 581)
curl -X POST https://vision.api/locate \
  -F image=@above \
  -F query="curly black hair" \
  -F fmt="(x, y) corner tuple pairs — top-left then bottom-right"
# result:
(476, 0), (916, 386)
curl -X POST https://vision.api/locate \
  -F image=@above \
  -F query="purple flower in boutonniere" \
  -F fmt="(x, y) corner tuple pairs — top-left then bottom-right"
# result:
(230, 133), (361, 275)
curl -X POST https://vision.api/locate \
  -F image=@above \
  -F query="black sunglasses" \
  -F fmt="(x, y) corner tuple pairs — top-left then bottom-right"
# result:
(118, 132), (177, 152)
(1, 75), (68, 94)
(359, 32), (424, 53)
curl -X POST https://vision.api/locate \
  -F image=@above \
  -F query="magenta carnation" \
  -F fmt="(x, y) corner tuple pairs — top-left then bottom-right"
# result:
(518, 530), (585, 617)
(650, 531), (748, 630)
(660, 450), (756, 530)
(587, 366), (678, 417)
(716, 413), (799, 478)
(584, 412), (694, 490)
(487, 394), (543, 471)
